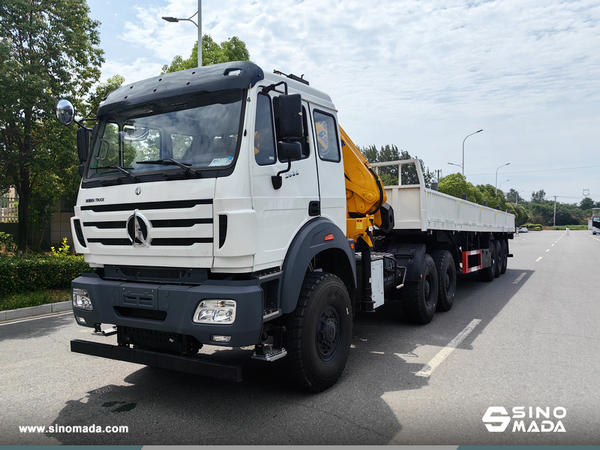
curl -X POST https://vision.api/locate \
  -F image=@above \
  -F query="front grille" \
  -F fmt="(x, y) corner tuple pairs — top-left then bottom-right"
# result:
(120, 267), (187, 280)
(114, 306), (167, 321)
(87, 237), (212, 246)
(103, 265), (208, 284)
(81, 198), (212, 212)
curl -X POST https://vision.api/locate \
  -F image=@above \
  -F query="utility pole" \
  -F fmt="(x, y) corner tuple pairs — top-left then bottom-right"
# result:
(553, 196), (557, 226)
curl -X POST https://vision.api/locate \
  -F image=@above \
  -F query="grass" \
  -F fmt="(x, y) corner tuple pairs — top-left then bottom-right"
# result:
(0, 289), (70, 312)
(545, 225), (589, 230)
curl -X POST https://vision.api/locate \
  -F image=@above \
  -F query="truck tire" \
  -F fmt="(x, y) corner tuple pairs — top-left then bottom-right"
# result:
(401, 254), (438, 324)
(432, 250), (456, 312)
(500, 240), (508, 274)
(494, 240), (502, 278)
(478, 241), (497, 282)
(283, 272), (353, 392)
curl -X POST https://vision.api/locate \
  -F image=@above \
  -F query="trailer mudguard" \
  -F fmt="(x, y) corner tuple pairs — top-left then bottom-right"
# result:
(387, 243), (427, 283)
(280, 218), (356, 314)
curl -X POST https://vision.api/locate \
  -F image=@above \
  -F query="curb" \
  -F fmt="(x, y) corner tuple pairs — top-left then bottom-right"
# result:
(0, 301), (72, 322)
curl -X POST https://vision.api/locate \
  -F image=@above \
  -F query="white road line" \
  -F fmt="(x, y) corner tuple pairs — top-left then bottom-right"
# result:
(545, 249), (550, 252)
(415, 319), (482, 378)
(0, 311), (71, 326)
(535, 257), (543, 262)
(513, 272), (527, 284)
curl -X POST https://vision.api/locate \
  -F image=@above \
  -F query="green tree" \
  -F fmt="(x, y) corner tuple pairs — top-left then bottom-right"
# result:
(437, 173), (480, 202)
(86, 74), (125, 117)
(0, 0), (103, 252)
(531, 189), (547, 203)
(506, 188), (526, 205)
(506, 203), (528, 226)
(579, 197), (594, 211)
(161, 35), (251, 73)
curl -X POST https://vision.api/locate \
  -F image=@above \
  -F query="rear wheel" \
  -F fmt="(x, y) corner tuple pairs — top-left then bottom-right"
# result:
(500, 240), (508, 274)
(401, 254), (438, 324)
(494, 240), (502, 278)
(479, 240), (497, 282)
(283, 272), (353, 392)
(432, 250), (456, 312)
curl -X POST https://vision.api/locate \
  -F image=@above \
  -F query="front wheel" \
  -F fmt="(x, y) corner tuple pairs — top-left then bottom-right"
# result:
(283, 272), (353, 392)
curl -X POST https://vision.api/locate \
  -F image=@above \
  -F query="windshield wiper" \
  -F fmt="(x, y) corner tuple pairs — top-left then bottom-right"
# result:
(94, 165), (139, 182)
(137, 158), (199, 177)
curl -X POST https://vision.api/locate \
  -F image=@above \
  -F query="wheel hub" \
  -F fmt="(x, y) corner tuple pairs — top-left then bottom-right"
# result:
(317, 308), (340, 358)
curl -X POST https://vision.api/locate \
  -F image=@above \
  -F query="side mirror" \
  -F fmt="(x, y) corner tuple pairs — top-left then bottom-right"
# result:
(77, 127), (90, 163)
(276, 94), (302, 139)
(277, 141), (302, 162)
(55, 99), (75, 126)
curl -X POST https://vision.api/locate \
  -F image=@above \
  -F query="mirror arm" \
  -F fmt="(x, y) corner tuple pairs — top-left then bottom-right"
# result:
(261, 81), (288, 95)
(271, 159), (292, 190)
(75, 117), (97, 131)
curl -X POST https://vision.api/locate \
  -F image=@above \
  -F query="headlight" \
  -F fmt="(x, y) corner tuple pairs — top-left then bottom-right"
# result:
(193, 299), (236, 324)
(72, 288), (92, 310)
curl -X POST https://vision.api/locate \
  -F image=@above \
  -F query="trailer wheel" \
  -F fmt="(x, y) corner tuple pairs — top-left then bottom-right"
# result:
(494, 240), (502, 278)
(401, 254), (438, 324)
(432, 250), (456, 312)
(283, 272), (353, 392)
(479, 240), (497, 282)
(500, 240), (508, 274)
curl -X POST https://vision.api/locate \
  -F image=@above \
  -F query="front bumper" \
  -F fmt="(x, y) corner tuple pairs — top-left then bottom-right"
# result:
(71, 272), (264, 348)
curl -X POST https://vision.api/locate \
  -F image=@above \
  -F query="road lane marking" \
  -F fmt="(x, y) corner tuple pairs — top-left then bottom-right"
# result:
(546, 249), (550, 252)
(535, 257), (543, 262)
(513, 272), (527, 284)
(415, 319), (482, 378)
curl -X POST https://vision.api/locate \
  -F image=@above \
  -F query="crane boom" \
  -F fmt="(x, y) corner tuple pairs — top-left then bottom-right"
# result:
(339, 126), (391, 247)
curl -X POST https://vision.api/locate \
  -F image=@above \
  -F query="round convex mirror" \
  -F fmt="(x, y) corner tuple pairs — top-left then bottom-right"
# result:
(55, 99), (75, 126)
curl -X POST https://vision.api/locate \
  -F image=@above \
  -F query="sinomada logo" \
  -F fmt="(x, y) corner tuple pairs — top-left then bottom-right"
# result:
(482, 406), (567, 433)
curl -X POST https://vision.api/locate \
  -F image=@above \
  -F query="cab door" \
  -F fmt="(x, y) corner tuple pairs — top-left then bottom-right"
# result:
(311, 108), (346, 233)
(251, 92), (320, 270)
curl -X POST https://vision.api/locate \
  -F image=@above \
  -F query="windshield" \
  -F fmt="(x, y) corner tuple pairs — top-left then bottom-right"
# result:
(87, 90), (244, 179)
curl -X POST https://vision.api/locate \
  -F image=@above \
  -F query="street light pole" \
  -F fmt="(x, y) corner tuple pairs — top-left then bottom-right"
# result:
(162, 0), (202, 67)
(516, 190), (524, 206)
(461, 129), (483, 177)
(495, 162), (510, 195)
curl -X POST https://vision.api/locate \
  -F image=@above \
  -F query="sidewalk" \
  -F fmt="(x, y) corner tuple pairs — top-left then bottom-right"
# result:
(0, 301), (72, 322)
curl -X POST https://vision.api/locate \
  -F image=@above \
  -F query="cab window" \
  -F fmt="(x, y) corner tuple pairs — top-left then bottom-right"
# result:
(313, 111), (340, 162)
(254, 94), (276, 165)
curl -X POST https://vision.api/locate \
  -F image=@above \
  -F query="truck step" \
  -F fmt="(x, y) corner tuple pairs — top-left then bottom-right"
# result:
(251, 345), (287, 362)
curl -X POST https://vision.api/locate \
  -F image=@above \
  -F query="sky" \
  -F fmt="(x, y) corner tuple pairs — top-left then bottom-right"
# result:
(86, 0), (600, 205)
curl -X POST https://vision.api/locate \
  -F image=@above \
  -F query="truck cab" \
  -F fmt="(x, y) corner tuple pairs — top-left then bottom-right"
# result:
(63, 62), (356, 391)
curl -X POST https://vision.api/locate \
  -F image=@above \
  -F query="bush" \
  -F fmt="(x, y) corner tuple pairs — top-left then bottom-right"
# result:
(0, 232), (15, 255)
(0, 255), (91, 297)
(546, 225), (588, 231)
(523, 223), (543, 231)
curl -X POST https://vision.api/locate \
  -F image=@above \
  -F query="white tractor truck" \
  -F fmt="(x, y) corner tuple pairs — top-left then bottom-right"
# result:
(56, 61), (515, 392)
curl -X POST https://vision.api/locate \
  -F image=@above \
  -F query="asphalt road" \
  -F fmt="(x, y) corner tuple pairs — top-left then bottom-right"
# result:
(1, 230), (599, 445)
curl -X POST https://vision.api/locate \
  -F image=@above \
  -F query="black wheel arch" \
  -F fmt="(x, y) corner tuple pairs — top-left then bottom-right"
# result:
(280, 218), (356, 314)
